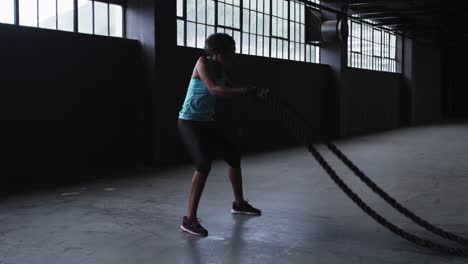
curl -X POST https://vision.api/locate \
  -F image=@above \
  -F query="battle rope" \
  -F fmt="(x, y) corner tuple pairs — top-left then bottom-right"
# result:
(254, 91), (468, 256)
(264, 93), (468, 246)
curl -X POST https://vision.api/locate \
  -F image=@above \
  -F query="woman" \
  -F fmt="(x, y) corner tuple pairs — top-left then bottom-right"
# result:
(178, 33), (261, 236)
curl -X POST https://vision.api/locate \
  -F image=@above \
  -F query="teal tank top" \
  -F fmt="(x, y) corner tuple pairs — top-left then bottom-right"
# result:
(179, 61), (225, 122)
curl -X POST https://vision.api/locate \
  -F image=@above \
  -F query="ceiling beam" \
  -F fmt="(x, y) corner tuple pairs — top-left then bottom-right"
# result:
(349, 1), (410, 8)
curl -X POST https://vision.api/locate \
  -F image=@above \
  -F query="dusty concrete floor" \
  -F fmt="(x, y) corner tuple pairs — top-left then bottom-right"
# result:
(1, 123), (468, 264)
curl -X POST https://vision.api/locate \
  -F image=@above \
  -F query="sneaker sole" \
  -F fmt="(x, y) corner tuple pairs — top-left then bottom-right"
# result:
(231, 209), (261, 215)
(180, 225), (208, 236)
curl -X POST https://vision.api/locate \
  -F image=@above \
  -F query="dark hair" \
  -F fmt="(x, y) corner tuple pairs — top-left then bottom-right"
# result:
(204, 33), (236, 58)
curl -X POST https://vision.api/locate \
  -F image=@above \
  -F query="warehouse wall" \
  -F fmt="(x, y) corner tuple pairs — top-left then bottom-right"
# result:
(0, 0), (448, 192)
(343, 68), (401, 136)
(0, 23), (147, 190)
(412, 42), (443, 124)
(444, 43), (468, 118)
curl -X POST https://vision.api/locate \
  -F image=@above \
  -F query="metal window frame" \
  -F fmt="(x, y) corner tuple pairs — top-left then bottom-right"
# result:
(177, 0), (320, 63)
(9, 0), (125, 38)
(348, 19), (397, 73)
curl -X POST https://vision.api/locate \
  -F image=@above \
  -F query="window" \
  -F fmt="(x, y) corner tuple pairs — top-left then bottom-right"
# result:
(0, 0), (124, 38)
(348, 19), (397, 73)
(0, 0), (15, 24)
(177, 0), (320, 64)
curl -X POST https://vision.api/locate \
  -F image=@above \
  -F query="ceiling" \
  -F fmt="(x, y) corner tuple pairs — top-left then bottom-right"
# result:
(321, 0), (462, 44)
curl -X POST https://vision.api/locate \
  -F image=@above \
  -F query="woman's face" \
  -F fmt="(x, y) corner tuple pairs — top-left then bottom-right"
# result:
(215, 45), (236, 68)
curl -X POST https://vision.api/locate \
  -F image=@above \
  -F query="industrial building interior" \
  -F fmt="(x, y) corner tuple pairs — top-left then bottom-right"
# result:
(1, 0), (467, 263)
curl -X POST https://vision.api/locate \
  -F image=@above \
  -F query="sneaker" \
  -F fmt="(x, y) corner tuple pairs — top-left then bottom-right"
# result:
(180, 216), (208, 236)
(231, 200), (262, 215)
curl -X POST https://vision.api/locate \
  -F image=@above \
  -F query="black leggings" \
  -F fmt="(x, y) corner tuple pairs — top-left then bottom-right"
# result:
(178, 119), (241, 174)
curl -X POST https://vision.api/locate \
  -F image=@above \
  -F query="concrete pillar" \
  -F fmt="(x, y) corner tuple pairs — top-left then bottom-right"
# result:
(126, 0), (178, 165)
(320, 3), (347, 138)
(126, 0), (157, 165)
(400, 37), (413, 126)
(402, 37), (443, 126)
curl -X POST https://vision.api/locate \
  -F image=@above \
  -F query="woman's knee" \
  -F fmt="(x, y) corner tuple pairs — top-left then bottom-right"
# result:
(226, 154), (241, 169)
(196, 159), (212, 175)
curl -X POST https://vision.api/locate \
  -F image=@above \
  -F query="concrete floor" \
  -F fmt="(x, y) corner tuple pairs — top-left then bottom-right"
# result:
(2, 123), (468, 264)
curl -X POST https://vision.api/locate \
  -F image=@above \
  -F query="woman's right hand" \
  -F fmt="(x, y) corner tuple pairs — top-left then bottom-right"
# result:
(244, 85), (257, 96)
(244, 85), (270, 98)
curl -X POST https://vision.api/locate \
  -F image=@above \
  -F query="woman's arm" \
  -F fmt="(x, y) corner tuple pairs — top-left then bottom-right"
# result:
(196, 57), (248, 97)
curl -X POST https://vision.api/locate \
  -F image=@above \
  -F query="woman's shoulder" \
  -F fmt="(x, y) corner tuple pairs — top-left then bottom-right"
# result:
(197, 56), (210, 65)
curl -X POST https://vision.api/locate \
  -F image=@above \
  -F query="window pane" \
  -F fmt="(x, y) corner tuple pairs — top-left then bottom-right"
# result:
(187, 0), (196, 21)
(289, 42), (294, 60)
(258, 13), (263, 35)
(272, 0), (277, 16)
(277, 39), (282, 58)
(196, 24), (205, 48)
(249, 33), (255, 54)
(177, 0), (183, 17)
(257, 35), (263, 55)
(177, 19), (185, 45)
(390, 34), (396, 47)
(243, 9), (249, 32)
(264, 36), (270, 57)
(0, 0), (15, 24)
(94, 2), (108, 36)
(264, 0), (270, 14)
(243, 0), (249, 10)
(242, 32), (249, 54)
(187, 22), (196, 47)
(363, 40), (371, 55)
(271, 38), (277, 58)
(283, 40), (288, 59)
(374, 30), (381, 43)
(282, 19), (287, 38)
(20, 0), (38, 27)
(300, 44), (305, 61)
(234, 7), (240, 28)
(109, 4), (123, 37)
(78, 0), (92, 34)
(390, 44), (396, 59)
(197, 0), (206, 23)
(58, 0), (74, 32)
(39, 0), (56, 29)
(373, 42), (381, 57)
(250, 11), (256, 34)
(225, 4), (232, 27)
(207, 0), (215, 25)
(315, 47), (319, 63)
(218, 3), (224, 25)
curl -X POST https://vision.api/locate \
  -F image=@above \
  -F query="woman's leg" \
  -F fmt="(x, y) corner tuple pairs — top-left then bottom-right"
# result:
(187, 170), (209, 220)
(214, 124), (245, 205)
(178, 119), (214, 221)
(213, 123), (261, 215)
(228, 164), (261, 215)
(228, 167), (245, 205)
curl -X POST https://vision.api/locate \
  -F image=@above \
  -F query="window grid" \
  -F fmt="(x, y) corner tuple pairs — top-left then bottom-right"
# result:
(177, 0), (321, 64)
(348, 19), (397, 73)
(218, 0), (241, 52)
(242, 0), (271, 57)
(0, 0), (124, 38)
